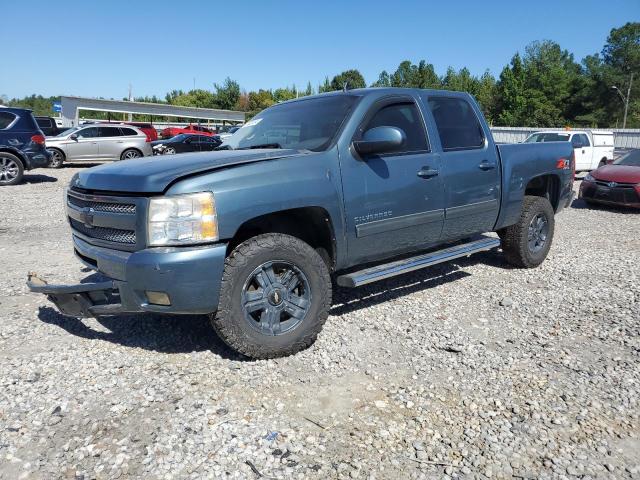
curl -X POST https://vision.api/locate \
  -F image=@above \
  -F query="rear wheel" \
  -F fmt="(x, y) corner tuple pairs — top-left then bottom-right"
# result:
(120, 149), (141, 160)
(211, 233), (331, 359)
(0, 153), (24, 186)
(48, 149), (65, 168)
(500, 196), (555, 268)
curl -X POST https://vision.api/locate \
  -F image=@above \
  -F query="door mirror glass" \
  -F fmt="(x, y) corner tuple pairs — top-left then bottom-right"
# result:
(354, 126), (405, 156)
(70, 134), (78, 141)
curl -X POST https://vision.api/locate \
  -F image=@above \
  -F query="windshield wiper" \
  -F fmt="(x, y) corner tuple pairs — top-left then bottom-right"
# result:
(236, 143), (282, 150)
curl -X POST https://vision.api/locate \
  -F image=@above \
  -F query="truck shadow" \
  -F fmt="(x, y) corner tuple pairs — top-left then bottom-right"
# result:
(37, 250), (507, 359)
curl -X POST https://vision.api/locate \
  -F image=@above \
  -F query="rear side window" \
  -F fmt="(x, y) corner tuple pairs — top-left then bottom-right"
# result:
(580, 134), (591, 147)
(0, 112), (17, 130)
(98, 127), (123, 137)
(37, 118), (52, 128)
(120, 128), (138, 136)
(427, 97), (485, 151)
(365, 102), (429, 153)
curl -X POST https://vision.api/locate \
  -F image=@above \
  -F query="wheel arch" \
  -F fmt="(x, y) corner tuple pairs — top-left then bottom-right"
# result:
(227, 207), (337, 271)
(0, 147), (27, 170)
(524, 173), (561, 212)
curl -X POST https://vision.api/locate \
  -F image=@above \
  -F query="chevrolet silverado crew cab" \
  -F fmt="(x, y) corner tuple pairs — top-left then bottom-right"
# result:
(29, 88), (575, 358)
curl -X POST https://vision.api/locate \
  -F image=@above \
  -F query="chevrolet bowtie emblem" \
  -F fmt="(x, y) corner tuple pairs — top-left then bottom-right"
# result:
(80, 207), (95, 228)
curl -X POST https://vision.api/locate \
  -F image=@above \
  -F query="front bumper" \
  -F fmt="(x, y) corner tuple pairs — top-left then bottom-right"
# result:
(580, 182), (640, 209)
(28, 236), (228, 317)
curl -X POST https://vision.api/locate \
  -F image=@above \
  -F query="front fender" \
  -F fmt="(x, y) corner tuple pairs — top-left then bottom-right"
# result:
(166, 150), (348, 267)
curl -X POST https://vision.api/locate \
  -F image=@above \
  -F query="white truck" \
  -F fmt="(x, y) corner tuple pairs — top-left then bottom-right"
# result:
(525, 130), (614, 172)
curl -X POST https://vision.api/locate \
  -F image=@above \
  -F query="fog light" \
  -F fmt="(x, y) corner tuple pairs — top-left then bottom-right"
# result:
(146, 291), (171, 306)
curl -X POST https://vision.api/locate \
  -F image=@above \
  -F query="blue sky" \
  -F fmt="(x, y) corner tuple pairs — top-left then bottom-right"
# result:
(2, 0), (638, 100)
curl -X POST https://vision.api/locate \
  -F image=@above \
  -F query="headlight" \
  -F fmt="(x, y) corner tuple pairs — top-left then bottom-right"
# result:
(584, 173), (596, 182)
(148, 192), (218, 246)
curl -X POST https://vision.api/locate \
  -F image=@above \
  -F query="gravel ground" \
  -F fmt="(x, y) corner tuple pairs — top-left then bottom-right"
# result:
(1, 166), (639, 480)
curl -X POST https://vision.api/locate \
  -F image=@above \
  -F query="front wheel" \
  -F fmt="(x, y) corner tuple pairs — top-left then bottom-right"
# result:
(500, 196), (555, 268)
(48, 149), (65, 168)
(163, 147), (176, 155)
(211, 233), (332, 359)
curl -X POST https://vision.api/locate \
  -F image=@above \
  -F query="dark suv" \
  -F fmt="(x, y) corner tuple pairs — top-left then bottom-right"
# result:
(0, 108), (51, 185)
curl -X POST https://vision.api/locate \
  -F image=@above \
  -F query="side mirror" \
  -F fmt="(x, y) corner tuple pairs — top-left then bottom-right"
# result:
(353, 126), (405, 156)
(70, 134), (78, 141)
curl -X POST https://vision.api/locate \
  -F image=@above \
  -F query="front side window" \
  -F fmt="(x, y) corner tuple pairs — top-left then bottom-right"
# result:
(221, 95), (359, 152)
(364, 102), (429, 154)
(427, 97), (485, 151)
(77, 127), (99, 139)
(98, 127), (123, 138)
(0, 112), (17, 130)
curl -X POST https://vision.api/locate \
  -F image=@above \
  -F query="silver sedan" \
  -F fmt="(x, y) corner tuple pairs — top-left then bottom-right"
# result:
(46, 124), (152, 168)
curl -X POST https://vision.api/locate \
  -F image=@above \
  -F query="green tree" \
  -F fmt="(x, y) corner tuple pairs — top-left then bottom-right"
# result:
(371, 70), (391, 87)
(329, 69), (366, 91)
(213, 77), (241, 110)
(495, 53), (527, 126)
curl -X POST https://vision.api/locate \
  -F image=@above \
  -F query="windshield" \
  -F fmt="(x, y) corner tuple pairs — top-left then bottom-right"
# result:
(56, 127), (79, 137)
(221, 95), (359, 151)
(613, 150), (640, 167)
(525, 132), (571, 143)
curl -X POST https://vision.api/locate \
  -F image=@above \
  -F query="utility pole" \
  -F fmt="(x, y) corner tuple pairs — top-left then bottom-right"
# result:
(127, 83), (133, 122)
(612, 72), (633, 129)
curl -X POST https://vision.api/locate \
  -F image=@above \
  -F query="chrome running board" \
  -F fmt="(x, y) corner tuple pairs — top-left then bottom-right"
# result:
(336, 236), (500, 288)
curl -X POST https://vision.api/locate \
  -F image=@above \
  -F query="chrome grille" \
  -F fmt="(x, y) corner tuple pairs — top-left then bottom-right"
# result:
(67, 194), (136, 214)
(69, 219), (136, 245)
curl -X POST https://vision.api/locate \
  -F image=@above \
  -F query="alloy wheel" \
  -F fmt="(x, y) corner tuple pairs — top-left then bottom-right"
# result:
(0, 157), (20, 182)
(527, 213), (549, 253)
(241, 261), (312, 336)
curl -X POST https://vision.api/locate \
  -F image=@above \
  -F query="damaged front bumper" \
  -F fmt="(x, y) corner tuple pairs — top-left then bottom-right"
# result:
(27, 272), (128, 318)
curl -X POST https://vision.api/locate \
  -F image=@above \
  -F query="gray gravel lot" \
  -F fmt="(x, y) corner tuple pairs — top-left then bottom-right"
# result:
(1, 166), (639, 479)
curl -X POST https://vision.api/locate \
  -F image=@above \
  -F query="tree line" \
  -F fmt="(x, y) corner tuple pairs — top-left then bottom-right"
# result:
(3, 22), (637, 128)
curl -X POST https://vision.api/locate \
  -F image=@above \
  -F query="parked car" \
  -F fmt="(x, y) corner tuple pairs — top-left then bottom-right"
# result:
(525, 130), (614, 172)
(124, 122), (158, 142)
(0, 107), (51, 186)
(152, 134), (222, 155)
(579, 149), (640, 208)
(160, 124), (214, 139)
(35, 116), (61, 136)
(45, 123), (152, 167)
(215, 126), (242, 142)
(28, 88), (575, 359)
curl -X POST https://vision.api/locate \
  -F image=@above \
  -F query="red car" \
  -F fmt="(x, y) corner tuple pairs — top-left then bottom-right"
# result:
(579, 149), (640, 208)
(160, 124), (214, 139)
(125, 122), (158, 142)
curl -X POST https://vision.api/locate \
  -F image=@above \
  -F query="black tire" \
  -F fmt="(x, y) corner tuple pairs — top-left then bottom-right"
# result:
(48, 148), (65, 168)
(500, 196), (555, 268)
(211, 233), (332, 359)
(598, 159), (606, 168)
(120, 149), (142, 160)
(0, 152), (24, 186)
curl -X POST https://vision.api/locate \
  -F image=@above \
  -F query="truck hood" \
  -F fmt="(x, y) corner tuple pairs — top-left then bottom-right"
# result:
(73, 149), (305, 193)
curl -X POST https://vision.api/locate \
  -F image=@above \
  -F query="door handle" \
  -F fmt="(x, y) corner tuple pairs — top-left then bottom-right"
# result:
(478, 161), (496, 171)
(417, 167), (439, 179)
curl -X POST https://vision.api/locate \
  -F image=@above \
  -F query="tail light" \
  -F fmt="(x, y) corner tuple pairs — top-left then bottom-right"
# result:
(31, 134), (46, 145)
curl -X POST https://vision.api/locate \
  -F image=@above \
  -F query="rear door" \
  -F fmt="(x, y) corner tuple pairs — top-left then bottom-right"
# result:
(340, 96), (445, 265)
(67, 127), (99, 161)
(96, 126), (124, 160)
(422, 95), (501, 240)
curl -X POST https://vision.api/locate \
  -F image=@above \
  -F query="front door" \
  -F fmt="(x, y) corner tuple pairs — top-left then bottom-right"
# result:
(572, 133), (593, 170)
(95, 126), (124, 160)
(423, 95), (501, 240)
(340, 97), (445, 265)
(67, 127), (99, 161)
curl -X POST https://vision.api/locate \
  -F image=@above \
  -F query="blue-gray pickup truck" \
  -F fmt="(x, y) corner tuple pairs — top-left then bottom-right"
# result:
(28, 88), (575, 358)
